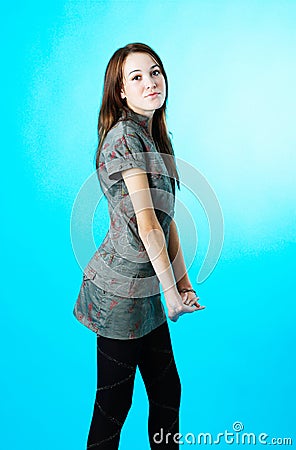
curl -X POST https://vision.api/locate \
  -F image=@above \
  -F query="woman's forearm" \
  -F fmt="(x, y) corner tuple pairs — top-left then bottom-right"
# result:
(139, 225), (179, 296)
(139, 223), (202, 322)
(167, 219), (193, 290)
(121, 167), (181, 299)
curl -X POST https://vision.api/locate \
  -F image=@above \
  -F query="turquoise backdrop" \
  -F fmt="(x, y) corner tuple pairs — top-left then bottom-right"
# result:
(2, 1), (295, 449)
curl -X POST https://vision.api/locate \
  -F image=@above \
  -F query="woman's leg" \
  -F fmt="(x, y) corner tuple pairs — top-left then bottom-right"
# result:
(138, 322), (182, 449)
(86, 335), (142, 449)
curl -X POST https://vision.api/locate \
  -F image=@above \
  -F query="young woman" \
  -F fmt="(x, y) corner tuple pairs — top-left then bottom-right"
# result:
(73, 43), (205, 449)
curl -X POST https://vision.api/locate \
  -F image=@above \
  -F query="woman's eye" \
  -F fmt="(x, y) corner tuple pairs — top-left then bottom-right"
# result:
(131, 70), (160, 80)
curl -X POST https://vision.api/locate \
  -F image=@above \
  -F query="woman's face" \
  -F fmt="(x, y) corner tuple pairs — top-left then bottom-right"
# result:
(120, 52), (166, 118)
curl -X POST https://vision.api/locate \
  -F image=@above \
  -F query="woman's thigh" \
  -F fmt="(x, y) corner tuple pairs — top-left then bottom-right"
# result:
(137, 321), (181, 401)
(95, 334), (143, 412)
(87, 336), (143, 447)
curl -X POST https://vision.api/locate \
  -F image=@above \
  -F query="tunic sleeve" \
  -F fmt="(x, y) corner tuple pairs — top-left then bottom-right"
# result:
(103, 132), (148, 181)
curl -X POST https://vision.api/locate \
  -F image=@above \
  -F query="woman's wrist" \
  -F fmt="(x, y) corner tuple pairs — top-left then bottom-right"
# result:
(178, 287), (196, 294)
(164, 284), (180, 297)
(163, 285), (185, 307)
(176, 281), (193, 292)
(176, 279), (197, 295)
(176, 273), (192, 288)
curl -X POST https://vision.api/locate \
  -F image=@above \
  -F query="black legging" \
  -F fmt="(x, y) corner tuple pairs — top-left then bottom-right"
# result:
(86, 321), (181, 449)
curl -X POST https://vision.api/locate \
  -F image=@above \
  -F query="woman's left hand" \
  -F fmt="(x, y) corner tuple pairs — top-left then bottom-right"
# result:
(180, 291), (206, 310)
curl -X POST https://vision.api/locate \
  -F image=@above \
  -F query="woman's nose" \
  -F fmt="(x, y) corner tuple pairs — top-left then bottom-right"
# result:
(145, 76), (156, 89)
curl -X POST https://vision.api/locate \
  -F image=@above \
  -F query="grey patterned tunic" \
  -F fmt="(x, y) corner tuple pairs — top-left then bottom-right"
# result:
(73, 108), (176, 339)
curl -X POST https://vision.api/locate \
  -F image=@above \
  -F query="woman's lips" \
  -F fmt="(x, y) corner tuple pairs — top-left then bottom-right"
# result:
(146, 92), (159, 98)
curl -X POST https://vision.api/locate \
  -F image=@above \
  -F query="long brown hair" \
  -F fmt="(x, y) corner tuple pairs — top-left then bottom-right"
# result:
(95, 43), (180, 191)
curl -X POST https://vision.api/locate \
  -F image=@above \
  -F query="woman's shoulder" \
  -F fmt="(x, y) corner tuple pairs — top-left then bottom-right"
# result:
(104, 117), (139, 143)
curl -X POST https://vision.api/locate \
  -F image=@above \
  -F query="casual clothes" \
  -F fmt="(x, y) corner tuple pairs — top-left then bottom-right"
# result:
(86, 321), (181, 449)
(73, 108), (176, 339)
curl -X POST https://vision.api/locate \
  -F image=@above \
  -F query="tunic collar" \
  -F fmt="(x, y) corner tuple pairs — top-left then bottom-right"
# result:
(120, 107), (150, 133)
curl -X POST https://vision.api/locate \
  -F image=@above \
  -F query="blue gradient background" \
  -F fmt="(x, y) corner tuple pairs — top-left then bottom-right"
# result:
(1, 1), (295, 449)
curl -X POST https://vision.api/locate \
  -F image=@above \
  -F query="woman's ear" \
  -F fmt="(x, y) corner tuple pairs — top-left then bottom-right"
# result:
(120, 89), (126, 100)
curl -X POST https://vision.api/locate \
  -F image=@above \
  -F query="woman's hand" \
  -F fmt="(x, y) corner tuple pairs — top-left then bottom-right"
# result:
(164, 289), (206, 323)
(180, 291), (206, 310)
